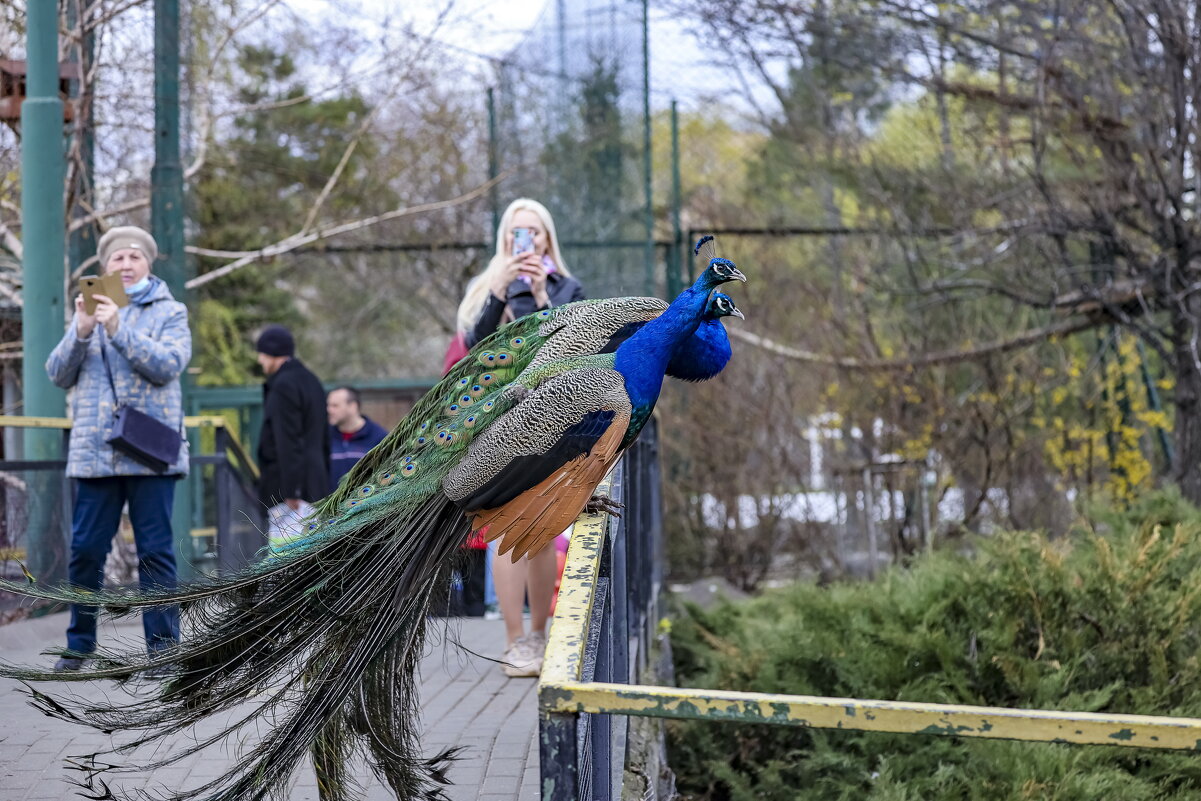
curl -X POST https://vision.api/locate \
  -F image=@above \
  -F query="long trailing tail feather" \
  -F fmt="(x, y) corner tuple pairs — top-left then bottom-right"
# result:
(3, 490), (470, 801)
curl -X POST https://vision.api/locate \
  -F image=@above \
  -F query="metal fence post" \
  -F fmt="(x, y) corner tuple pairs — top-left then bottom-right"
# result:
(21, 0), (68, 586)
(214, 428), (235, 575)
(540, 711), (579, 799)
(670, 99), (683, 297)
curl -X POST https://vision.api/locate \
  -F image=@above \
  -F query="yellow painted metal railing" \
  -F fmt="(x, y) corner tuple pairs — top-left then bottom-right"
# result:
(539, 476), (1201, 755)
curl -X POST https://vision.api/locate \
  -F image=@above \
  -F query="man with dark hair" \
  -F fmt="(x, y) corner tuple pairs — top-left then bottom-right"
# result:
(255, 325), (329, 550)
(326, 385), (388, 493)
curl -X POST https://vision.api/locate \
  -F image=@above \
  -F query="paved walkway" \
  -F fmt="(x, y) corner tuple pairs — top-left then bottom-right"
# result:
(0, 613), (541, 801)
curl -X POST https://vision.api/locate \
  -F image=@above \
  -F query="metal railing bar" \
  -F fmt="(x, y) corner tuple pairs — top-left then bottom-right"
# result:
(0, 460), (68, 470)
(580, 576), (609, 684)
(539, 680), (1201, 751)
(0, 414), (231, 429)
(0, 415), (73, 429)
(540, 473), (614, 686)
(588, 572), (613, 801)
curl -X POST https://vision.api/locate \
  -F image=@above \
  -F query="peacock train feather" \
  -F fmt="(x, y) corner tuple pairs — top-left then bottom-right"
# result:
(0, 244), (746, 801)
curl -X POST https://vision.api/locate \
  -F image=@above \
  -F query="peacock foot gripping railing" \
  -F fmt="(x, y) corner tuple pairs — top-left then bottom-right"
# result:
(539, 421), (1201, 801)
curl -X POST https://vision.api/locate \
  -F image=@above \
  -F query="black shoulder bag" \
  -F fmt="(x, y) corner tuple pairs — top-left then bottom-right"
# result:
(99, 330), (182, 473)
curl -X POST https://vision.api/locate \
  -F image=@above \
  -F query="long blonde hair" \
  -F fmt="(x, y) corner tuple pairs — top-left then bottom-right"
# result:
(456, 198), (572, 333)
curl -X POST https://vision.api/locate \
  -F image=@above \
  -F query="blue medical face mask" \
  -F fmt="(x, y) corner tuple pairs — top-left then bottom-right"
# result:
(126, 276), (151, 295)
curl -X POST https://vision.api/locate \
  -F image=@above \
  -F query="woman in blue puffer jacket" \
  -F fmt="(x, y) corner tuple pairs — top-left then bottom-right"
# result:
(45, 225), (192, 671)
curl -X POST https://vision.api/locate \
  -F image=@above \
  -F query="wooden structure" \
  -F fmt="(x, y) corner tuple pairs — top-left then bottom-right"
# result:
(0, 58), (80, 123)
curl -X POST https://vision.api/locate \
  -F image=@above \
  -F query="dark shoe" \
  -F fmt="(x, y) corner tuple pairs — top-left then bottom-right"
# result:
(53, 656), (85, 672)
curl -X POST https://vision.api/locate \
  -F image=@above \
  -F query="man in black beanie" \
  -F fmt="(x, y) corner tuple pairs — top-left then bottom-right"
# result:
(255, 325), (329, 549)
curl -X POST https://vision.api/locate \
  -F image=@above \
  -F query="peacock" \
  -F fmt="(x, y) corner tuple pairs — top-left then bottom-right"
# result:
(0, 249), (745, 801)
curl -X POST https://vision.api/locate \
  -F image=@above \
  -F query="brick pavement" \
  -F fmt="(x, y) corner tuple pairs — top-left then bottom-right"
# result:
(0, 613), (541, 801)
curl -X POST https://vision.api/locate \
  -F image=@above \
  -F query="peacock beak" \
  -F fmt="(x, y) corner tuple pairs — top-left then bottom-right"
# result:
(730, 308), (745, 320)
(729, 267), (747, 283)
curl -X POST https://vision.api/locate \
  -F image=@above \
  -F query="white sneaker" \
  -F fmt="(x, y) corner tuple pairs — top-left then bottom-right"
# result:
(501, 632), (546, 678)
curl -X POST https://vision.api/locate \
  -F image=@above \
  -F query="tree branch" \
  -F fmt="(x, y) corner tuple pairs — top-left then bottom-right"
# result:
(185, 173), (508, 290)
(729, 314), (1102, 371)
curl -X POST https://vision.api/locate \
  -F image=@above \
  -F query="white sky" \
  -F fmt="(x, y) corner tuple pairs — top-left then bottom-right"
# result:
(286, 0), (766, 121)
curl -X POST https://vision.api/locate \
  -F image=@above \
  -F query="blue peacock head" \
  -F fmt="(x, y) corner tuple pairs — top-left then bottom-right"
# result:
(704, 257), (746, 286)
(705, 291), (745, 321)
(692, 234), (747, 289)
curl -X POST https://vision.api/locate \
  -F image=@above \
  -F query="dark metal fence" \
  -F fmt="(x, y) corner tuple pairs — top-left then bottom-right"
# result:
(0, 416), (264, 586)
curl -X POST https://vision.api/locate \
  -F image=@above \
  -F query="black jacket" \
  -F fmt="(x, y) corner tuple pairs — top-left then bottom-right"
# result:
(465, 271), (586, 347)
(258, 358), (330, 505)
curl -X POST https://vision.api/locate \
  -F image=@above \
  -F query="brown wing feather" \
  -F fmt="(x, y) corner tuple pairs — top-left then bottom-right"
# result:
(473, 408), (630, 561)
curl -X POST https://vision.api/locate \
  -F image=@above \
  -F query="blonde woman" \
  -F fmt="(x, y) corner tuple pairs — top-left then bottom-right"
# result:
(455, 198), (586, 677)
(458, 198), (586, 348)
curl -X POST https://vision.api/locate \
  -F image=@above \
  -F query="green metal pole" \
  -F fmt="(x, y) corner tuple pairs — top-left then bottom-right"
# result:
(152, 0), (194, 578)
(487, 87), (499, 244)
(22, 0), (68, 584)
(670, 99), (682, 298)
(153, 0), (186, 297)
(641, 0), (654, 296)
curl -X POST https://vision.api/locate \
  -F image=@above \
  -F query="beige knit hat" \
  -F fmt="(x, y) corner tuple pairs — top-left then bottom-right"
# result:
(98, 226), (158, 269)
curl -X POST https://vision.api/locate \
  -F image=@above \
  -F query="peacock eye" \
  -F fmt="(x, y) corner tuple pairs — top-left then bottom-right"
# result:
(460, 395), (473, 405)
(458, 377), (470, 387)
(401, 463), (417, 475)
(379, 471), (394, 486)
(509, 336), (525, 349)
(463, 415), (477, 429)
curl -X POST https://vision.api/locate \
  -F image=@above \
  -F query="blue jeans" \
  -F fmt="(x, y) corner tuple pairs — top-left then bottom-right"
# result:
(66, 476), (180, 654)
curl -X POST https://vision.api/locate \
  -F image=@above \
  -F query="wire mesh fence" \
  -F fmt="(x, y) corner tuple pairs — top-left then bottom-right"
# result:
(490, 0), (655, 299)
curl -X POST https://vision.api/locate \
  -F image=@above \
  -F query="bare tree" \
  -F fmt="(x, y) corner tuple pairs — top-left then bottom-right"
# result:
(673, 0), (1201, 504)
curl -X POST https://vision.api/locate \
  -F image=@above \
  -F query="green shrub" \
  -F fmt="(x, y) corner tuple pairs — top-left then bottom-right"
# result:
(668, 489), (1201, 800)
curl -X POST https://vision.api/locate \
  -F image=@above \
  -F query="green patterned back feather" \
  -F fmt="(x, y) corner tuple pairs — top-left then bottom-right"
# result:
(314, 297), (667, 519)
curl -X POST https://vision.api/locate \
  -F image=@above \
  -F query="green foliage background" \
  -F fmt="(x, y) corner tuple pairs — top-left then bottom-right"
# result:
(669, 491), (1201, 799)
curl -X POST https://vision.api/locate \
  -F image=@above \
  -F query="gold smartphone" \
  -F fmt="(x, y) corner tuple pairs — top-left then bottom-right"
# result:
(80, 273), (129, 315)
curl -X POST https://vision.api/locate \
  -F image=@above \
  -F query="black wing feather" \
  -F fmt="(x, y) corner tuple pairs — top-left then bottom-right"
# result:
(460, 409), (618, 512)
(598, 321), (644, 354)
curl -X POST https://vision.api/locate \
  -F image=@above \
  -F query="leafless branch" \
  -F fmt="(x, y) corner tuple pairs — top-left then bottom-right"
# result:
(185, 173), (508, 290)
(730, 314), (1102, 371)
(299, 6), (448, 233)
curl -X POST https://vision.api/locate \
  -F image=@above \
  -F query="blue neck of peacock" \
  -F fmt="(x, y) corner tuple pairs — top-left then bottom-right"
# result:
(614, 286), (708, 410)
